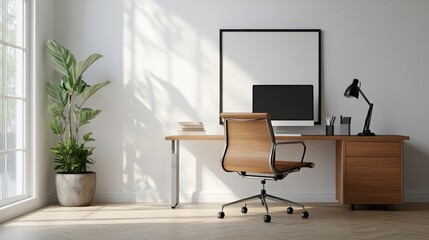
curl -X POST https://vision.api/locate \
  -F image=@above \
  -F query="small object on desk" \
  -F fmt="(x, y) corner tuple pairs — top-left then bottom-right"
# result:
(326, 125), (334, 135)
(325, 116), (336, 126)
(340, 116), (351, 135)
(177, 121), (206, 135)
(325, 116), (335, 135)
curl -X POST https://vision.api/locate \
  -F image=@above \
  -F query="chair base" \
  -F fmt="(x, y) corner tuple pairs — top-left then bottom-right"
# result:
(218, 180), (309, 222)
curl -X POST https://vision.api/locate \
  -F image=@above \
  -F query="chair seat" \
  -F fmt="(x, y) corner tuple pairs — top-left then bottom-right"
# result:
(275, 161), (314, 173)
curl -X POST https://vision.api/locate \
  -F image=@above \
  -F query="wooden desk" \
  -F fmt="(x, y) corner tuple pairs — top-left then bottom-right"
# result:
(165, 134), (410, 208)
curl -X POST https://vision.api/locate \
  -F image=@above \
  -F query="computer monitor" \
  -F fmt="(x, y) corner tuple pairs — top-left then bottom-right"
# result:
(252, 85), (314, 127)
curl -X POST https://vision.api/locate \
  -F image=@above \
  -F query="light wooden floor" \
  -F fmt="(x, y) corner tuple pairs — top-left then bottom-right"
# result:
(1, 202), (429, 240)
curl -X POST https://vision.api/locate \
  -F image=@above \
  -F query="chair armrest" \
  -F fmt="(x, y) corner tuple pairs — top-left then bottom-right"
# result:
(273, 141), (307, 169)
(275, 141), (306, 147)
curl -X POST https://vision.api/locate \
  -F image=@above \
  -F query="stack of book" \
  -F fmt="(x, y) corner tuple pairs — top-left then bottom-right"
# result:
(177, 121), (206, 135)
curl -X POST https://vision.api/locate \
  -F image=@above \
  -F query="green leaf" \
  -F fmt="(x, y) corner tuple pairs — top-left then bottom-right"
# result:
(81, 80), (111, 101)
(50, 118), (65, 136)
(75, 108), (102, 128)
(48, 103), (65, 118)
(61, 75), (76, 93)
(83, 132), (95, 142)
(46, 40), (76, 77)
(46, 81), (67, 104)
(75, 78), (88, 95)
(75, 54), (103, 79)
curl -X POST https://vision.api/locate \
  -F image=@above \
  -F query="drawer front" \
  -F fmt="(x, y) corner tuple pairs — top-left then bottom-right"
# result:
(345, 156), (403, 204)
(346, 141), (401, 157)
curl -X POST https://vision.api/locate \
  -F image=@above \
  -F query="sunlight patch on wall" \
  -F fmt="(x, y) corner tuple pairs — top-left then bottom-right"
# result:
(123, 0), (218, 125)
(178, 148), (236, 202)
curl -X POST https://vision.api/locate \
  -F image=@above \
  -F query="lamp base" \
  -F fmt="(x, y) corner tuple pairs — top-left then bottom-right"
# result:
(357, 131), (375, 136)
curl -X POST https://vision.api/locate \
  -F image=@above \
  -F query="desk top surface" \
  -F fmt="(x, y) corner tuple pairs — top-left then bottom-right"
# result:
(165, 134), (410, 141)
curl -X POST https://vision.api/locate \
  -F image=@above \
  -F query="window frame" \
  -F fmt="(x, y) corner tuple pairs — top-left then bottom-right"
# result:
(0, 0), (31, 208)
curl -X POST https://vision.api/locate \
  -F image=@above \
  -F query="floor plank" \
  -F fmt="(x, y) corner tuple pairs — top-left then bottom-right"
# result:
(1, 203), (429, 240)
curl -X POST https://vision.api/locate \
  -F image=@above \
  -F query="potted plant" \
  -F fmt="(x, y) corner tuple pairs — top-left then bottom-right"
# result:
(46, 40), (110, 206)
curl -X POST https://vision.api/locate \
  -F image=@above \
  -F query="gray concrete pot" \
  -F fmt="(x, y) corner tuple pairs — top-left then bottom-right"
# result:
(55, 172), (96, 207)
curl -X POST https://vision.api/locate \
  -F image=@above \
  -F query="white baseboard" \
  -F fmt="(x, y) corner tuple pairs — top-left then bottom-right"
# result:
(183, 193), (338, 203)
(93, 193), (170, 203)
(404, 193), (429, 202)
(0, 193), (56, 224)
(93, 193), (337, 203)
(93, 193), (429, 204)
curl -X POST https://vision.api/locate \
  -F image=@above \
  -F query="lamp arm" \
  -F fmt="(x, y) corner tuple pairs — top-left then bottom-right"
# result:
(358, 88), (375, 135)
(362, 103), (373, 134)
(358, 88), (372, 106)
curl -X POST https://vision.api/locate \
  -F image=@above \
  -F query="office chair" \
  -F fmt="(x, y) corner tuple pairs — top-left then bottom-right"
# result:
(217, 113), (314, 223)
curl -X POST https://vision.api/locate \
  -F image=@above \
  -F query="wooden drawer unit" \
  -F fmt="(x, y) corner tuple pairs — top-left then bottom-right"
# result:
(337, 140), (404, 206)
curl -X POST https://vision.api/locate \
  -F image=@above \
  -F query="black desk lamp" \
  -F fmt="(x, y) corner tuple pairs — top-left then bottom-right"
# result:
(344, 79), (375, 136)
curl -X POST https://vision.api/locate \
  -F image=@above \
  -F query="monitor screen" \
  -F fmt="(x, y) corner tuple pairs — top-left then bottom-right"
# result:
(252, 85), (314, 126)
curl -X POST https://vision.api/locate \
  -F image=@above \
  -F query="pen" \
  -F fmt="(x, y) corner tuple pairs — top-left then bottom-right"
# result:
(327, 117), (333, 125)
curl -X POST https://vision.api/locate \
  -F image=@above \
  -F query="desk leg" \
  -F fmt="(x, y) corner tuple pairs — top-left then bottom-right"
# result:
(171, 140), (180, 208)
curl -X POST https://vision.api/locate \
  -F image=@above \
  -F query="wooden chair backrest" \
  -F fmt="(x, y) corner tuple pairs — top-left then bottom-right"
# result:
(220, 113), (275, 174)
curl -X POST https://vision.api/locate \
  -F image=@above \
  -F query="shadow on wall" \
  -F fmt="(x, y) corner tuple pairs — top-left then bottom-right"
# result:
(121, 69), (200, 202)
(403, 142), (429, 200)
(123, 0), (214, 201)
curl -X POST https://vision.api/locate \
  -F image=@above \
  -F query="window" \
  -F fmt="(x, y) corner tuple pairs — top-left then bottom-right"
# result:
(0, 0), (28, 206)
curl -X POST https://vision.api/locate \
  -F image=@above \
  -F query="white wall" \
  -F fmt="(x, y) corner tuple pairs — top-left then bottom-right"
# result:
(52, 0), (429, 203)
(33, 0), (56, 204)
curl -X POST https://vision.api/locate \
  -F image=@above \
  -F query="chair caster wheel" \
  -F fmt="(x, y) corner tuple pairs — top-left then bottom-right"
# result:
(287, 207), (294, 214)
(218, 211), (225, 219)
(241, 206), (248, 214)
(264, 214), (271, 223)
(301, 211), (309, 219)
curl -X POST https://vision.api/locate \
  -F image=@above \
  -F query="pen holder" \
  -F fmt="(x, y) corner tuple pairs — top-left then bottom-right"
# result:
(326, 125), (334, 136)
(340, 123), (351, 135)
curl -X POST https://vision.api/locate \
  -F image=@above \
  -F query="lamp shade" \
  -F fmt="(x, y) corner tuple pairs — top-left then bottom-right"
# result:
(344, 79), (360, 98)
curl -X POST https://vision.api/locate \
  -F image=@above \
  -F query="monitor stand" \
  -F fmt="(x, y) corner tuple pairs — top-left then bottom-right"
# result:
(273, 126), (302, 136)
